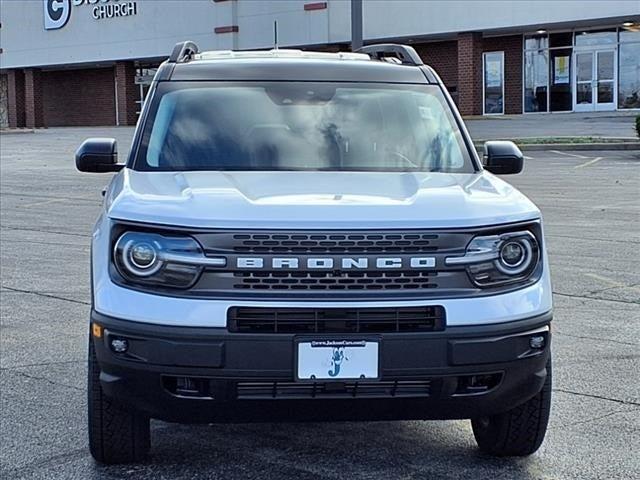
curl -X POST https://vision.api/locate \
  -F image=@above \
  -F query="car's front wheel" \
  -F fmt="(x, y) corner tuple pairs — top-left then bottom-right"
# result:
(88, 338), (150, 464)
(471, 357), (552, 456)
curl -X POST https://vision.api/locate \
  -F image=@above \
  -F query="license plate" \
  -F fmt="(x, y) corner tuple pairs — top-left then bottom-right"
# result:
(296, 340), (379, 381)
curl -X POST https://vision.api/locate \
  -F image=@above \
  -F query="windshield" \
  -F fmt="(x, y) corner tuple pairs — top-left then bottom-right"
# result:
(136, 82), (475, 173)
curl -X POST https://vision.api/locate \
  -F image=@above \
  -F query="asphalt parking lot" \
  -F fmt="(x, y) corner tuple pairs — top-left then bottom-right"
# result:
(465, 111), (639, 140)
(1, 127), (639, 479)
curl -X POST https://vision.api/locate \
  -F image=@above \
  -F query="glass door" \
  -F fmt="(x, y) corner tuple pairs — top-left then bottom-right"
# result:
(573, 49), (617, 112)
(595, 50), (615, 111)
(574, 51), (594, 112)
(483, 52), (504, 115)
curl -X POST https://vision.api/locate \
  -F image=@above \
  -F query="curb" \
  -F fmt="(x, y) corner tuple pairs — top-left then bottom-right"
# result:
(0, 129), (35, 134)
(475, 142), (640, 152)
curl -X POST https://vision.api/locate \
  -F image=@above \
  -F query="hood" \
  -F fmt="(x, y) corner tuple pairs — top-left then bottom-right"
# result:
(105, 169), (540, 229)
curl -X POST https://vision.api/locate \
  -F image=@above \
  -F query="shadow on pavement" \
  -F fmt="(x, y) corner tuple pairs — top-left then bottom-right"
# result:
(91, 420), (544, 479)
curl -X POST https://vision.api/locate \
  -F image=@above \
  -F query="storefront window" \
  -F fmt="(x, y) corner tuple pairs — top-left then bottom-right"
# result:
(618, 42), (640, 109)
(574, 29), (617, 46)
(549, 32), (573, 47)
(549, 48), (572, 111)
(524, 50), (548, 112)
(524, 33), (573, 113)
(620, 29), (640, 43)
(525, 35), (548, 50)
(135, 67), (158, 116)
(524, 27), (639, 112)
(483, 52), (504, 114)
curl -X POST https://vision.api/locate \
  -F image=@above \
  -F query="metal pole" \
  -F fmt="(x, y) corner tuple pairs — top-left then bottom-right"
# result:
(274, 20), (278, 50)
(114, 72), (120, 126)
(351, 0), (363, 51)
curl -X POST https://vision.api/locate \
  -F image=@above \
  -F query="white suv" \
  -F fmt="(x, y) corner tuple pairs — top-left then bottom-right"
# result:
(77, 42), (553, 464)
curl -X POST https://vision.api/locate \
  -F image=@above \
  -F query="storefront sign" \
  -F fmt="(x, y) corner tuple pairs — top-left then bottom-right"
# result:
(43, 0), (71, 30)
(43, 0), (138, 30)
(554, 56), (570, 84)
(73, 0), (138, 20)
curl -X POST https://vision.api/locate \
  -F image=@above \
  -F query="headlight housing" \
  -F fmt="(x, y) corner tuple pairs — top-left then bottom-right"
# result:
(113, 231), (225, 289)
(446, 230), (540, 287)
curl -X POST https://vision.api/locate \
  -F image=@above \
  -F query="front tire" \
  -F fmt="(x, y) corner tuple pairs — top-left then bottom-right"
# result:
(471, 357), (552, 456)
(88, 338), (150, 464)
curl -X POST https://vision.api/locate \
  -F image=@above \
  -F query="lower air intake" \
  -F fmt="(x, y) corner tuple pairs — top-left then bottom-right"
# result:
(236, 380), (432, 399)
(228, 306), (446, 334)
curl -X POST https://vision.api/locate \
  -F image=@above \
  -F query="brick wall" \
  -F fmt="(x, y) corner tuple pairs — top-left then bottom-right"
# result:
(414, 40), (458, 101)
(24, 69), (44, 128)
(483, 35), (523, 114)
(42, 68), (116, 126)
(5, 35), (524, 125)
(417, 34), (524, 116)
(8, 69), (26, 128)
(457, 32), (483, 116)
(0, 74), (9, 128)
(115, 62), (138, 126)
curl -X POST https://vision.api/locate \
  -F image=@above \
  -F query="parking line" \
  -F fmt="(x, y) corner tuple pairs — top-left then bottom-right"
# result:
(585, 273), (625, 288)
(20, 198), (69, 208)
(585, 273), (640, 294)
(550, 150), (590, 159)
(574, 157), (602, 169)
(592, 199), (640, 209)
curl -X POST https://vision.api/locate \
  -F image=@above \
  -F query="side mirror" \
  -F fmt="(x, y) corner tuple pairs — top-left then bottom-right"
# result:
(75, 138), (123, 173)
(483, 141), (524, 175)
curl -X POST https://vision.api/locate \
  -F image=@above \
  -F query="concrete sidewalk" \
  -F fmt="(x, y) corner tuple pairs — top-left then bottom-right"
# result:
(465, 111), (638, 141)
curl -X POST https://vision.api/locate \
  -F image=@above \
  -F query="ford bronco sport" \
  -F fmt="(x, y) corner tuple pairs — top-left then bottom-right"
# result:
(77, 42), (553, 464)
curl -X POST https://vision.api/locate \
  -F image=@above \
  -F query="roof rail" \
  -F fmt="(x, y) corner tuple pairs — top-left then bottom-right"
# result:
(168, 41), (199, 63)
(356, 44), (423, 66)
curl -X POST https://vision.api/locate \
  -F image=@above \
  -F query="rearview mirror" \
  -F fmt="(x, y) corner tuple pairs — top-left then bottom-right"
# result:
(75, 138), (123, 173)
(483, 141), (524, 175)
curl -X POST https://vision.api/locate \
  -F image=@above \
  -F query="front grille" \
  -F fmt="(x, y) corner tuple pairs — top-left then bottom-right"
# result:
(187, 228), (478, 298)
(230, 232), (440, 254)
(232, 270), (438, 291)
(236, 380), (432, 399)
(228, 306), (445, 334)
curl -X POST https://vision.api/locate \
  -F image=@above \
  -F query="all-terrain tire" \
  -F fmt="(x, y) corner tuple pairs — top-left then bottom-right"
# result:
(88, 339), (150, 464)
(471, 357), (552, 456)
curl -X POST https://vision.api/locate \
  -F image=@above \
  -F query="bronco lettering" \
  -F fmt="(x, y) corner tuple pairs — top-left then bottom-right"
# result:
(235, 257), (437, 269)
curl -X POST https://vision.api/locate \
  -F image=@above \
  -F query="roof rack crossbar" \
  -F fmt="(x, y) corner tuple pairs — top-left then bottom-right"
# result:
(356, 44), (423, 66)
(169, 41), (199, 63)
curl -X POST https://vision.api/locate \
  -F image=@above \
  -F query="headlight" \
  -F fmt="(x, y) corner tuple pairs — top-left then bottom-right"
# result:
(446, 230), (540, 287)
(122, 239), (161, 276)
(113, 231), (225, 289)
(497, 238), (532, 274)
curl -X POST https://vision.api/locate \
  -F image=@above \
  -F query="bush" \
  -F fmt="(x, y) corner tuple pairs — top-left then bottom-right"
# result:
(636, 116), (640, 139)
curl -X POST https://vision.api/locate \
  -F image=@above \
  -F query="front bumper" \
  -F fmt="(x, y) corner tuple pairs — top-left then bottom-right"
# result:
(92, 310), (551, 423)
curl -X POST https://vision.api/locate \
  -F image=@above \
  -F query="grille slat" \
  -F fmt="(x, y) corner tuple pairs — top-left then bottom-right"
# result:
(228, 306), (445, 334)
(236, 380), (432, 399)
(230, 232), (441, 254)
(232, 271), (438, 291)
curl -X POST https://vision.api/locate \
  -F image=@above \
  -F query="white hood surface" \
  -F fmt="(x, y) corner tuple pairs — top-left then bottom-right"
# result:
(106, 169), (540, 229)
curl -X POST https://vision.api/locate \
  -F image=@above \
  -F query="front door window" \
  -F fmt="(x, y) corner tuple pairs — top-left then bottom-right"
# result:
(575, 52), (594, 108)
(596, 51), (615, 105)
